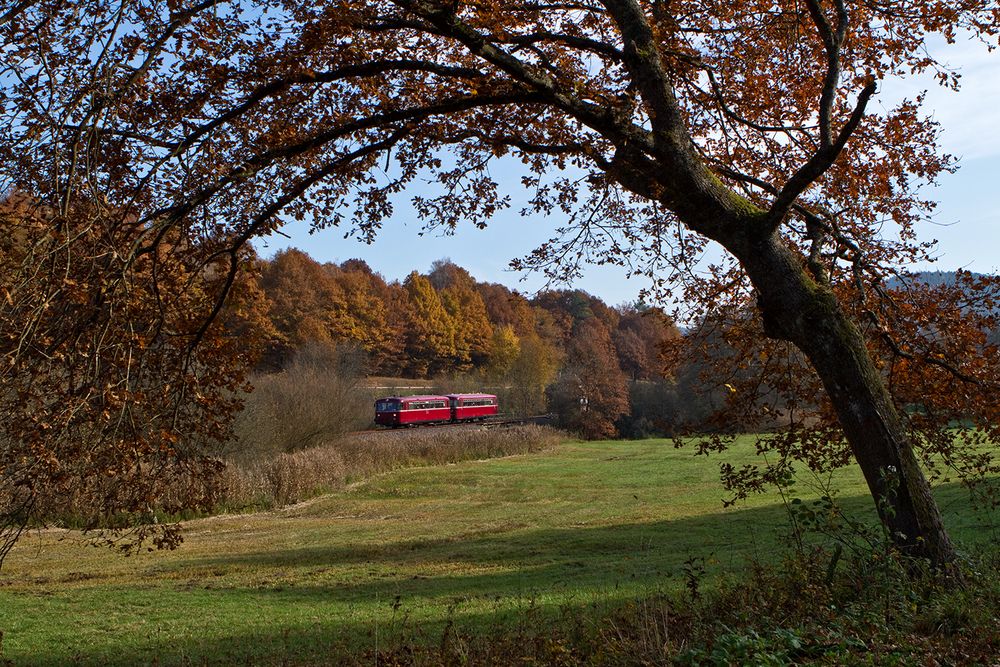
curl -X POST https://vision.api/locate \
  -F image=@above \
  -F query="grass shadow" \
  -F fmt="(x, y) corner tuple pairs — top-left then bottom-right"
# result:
(3, 481), (997, 666)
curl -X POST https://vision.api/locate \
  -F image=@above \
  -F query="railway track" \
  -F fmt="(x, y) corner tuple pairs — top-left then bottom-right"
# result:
(351, 414), (553, 436)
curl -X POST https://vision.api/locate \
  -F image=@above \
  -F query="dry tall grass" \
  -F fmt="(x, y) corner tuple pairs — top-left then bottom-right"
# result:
(222, 425), (562, 509)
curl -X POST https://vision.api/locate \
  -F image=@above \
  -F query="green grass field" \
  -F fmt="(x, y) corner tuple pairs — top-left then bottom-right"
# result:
(1, 437), (996, 665)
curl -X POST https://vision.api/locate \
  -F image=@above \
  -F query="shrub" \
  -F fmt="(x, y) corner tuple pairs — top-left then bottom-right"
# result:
(229, 343), (370, 461)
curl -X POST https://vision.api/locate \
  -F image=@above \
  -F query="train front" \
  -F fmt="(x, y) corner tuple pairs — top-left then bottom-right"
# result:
(374, 397), (402, 427)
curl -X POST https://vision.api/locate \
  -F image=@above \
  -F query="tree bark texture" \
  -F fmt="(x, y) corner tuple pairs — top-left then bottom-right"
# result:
(739, 235), (958, 567)
(612, 148), (958, 567)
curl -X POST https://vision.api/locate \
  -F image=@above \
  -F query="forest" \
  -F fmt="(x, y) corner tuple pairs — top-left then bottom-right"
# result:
(238, 248), (699, 444)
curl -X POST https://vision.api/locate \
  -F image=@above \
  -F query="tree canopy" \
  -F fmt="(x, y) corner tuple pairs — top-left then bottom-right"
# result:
(2, 0), (999, 568)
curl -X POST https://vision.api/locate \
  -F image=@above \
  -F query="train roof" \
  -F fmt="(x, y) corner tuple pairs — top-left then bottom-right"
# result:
(376, 394), (449, 402)
(375, 393), (497, 403)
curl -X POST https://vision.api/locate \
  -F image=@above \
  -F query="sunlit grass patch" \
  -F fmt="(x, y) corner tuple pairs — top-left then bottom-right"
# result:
(1, 437), (996, 665)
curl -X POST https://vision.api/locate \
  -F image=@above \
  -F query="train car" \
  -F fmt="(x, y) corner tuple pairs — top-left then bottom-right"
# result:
(374, 395), (451, 427)
(447, 393), (499, 422)
(374, 393), (499, 427)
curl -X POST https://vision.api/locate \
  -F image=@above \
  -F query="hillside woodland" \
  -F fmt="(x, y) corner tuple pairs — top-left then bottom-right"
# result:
(237, 249), (691, 449)
(234, 252), (1000, 456)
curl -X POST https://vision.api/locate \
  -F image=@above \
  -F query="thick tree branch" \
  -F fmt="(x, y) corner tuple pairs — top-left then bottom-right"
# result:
(439, 128), (590, 156)
(120, 58), (486, 211)
(804, 0), (849, 147)
(153, 60), (485, 155)
(137, 90), (544, 255)
(764, 81), (876, 232)
(0, 0), (33, 27)
(391, 0), (657, 155)
(497, 31), (624, 61)
(599, 0), (684, 150)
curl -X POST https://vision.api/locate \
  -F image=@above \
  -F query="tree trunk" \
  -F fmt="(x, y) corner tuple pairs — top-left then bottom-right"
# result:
(738, 234), (959, 568)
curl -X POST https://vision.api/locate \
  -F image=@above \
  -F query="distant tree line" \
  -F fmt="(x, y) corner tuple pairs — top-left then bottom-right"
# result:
(243, 249), (695, 439)
(243, 254), (1000, 445)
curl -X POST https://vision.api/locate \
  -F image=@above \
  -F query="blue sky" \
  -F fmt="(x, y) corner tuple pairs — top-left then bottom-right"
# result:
(257, 36), (999, 307)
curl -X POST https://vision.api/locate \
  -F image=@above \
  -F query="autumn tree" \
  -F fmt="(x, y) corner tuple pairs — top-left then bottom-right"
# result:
(486, 324), (520, 379)
(477, 282), (536, 337)
(616, 304), (679, 380)
(4, 0), (1000, 568)
(325, 261), (395, 367)
(258, 251), (410, 373)
(258, 249), (348, 365)
(548, 317), (630, 439)
(401, 271), (455, 377)
(532, 290), (596, 344)
(614, 304), (682, 436)
(339, 259), (407, 375)
(430, 260), (494, 370)
(0, 194), (253, 565)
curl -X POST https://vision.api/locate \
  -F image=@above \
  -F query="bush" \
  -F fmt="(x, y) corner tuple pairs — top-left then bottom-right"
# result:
(229, 343), (370, 461)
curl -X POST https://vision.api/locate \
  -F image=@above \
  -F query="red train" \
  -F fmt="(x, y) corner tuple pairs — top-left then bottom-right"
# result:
(373, 393), (499, 427)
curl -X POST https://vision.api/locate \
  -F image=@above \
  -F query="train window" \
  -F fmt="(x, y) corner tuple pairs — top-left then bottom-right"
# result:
(407, 400), (446, 409)
(462, 398), (495, 406)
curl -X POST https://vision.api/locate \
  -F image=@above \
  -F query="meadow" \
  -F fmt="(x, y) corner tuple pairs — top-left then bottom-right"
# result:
(0, 435), (997, 665)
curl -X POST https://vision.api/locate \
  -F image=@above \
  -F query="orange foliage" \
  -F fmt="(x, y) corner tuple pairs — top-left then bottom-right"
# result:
(0, 195), (256, 565)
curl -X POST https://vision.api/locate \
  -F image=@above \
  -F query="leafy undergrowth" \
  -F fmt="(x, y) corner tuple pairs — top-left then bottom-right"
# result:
(362, 546), (1000, 666)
